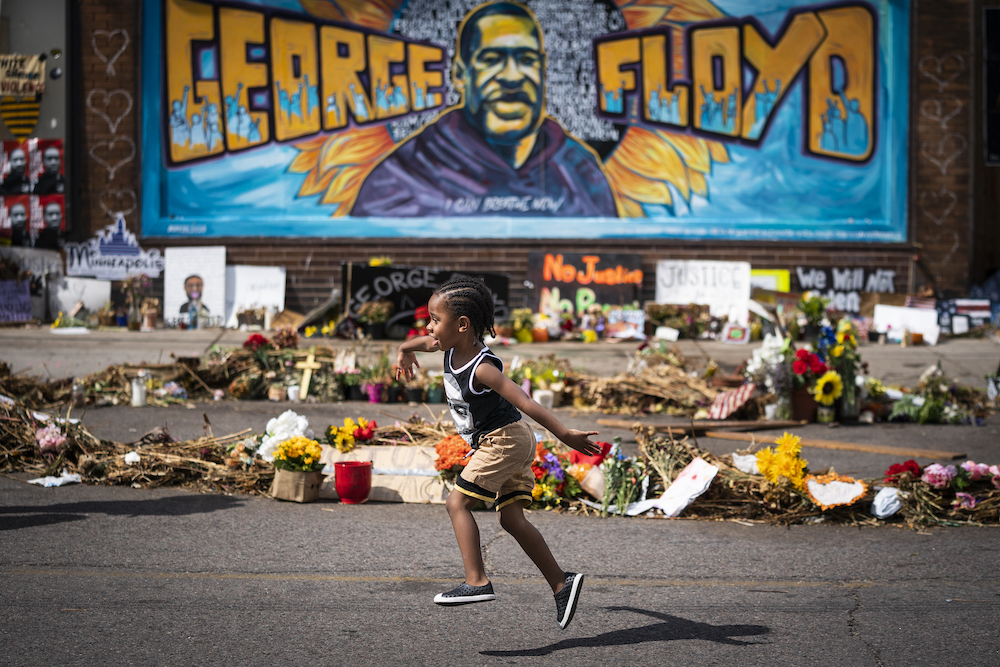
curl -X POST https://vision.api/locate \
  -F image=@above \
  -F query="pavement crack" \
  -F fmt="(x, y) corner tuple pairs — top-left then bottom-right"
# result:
(481, 527), (507, 572)
(848, 590), (885, 667)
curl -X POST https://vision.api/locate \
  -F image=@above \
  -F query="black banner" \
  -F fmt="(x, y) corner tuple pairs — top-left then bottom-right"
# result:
(342, 264), (509, 330)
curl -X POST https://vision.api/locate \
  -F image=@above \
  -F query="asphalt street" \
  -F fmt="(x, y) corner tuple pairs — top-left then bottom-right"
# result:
(2, 330), (1000, 665)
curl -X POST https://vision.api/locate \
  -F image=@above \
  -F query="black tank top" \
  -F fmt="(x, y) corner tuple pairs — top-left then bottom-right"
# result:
(444, 346), (521, 448)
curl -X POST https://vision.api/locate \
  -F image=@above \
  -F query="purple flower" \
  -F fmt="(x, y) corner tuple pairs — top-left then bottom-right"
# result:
(954, 492), (977, 510)
(961, 461), (990, 482)
(542, 452), (564, 482)
(921, 463), (957, 489)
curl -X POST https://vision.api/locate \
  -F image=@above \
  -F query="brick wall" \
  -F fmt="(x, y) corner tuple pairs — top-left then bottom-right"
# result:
(71, 1), (979, 312)
(73, 0), (140, 239)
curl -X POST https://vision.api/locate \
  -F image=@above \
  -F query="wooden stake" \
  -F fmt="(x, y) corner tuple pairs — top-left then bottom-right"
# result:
(701, 430), (964, 460)
(295, 354), (322, 398)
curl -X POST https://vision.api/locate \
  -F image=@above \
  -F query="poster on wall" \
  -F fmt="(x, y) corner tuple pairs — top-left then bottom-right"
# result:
(655, 259), (751, 324)
(224, 265), (286, 327)
(65, 216), (165, 280)
(142, 0), (909, 242)
(164, 246), (227, 327)
(527, 251), (642, 319)
(344, 264), (510, 331)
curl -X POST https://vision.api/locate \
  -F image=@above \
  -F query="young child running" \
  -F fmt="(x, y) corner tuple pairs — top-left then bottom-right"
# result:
(396, 276), (601, 630)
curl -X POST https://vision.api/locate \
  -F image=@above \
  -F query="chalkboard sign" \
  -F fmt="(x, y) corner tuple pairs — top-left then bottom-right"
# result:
(343, 265), (510, 330)
(0, 280), (32, 322)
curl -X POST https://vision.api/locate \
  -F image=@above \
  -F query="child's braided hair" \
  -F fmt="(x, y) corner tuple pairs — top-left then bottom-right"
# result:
(434, 276), (496, 343)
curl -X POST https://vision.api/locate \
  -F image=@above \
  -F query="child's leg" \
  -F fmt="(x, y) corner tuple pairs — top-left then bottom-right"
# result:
(445, 488), (490, 586)
(498, 502), (566, 594)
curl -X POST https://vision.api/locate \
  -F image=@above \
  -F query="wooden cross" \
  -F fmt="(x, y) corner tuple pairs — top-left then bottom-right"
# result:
(295, 354), (322, 399)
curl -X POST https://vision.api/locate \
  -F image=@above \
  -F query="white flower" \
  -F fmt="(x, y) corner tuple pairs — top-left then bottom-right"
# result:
(258, 410), (310, 462)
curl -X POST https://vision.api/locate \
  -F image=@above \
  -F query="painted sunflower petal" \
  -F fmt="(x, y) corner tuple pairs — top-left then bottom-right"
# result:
(297, 164), (339, 198)
(288, 148), (320, 174)
(656, 131), (711, 174)
(688, 170), (708, 198)
(708, 140), (731, 164)
(617, 194), (647, 218)
(621, 6), (668, 29)
(606, 156), (674, 204)
(319, 126), (395, 172)
(614, 126), (690, 201)
(321, 163), (373, 208)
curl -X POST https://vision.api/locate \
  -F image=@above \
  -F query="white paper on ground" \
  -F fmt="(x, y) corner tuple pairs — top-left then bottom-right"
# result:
(28, 471), (82, 487)
(871, 486), (903, 519)
(731, 453), (760, 475)
(49, 327), (91, 335)
(625, 457), (719, 516)
(124, 451), (141, 465)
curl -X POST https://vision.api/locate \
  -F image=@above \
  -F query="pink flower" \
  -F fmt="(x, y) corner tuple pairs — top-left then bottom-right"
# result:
(989, 465), (1000, 489)
(954, 492), (978, 510)
(35, 424), (68, 454)
(921, 463), (957, 489)
(961, 461), (991, 481)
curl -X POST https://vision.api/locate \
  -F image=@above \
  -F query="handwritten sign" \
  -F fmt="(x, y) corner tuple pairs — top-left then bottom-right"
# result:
(225, 265), (286, 328)
(344, 265), (509, 330)
(655, 260), (751, 325)
(528, 252), (642, 318)
(0, 280), (32, 322)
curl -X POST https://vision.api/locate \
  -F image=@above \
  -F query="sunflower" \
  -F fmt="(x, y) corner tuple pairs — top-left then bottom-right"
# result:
(832, 344), (844, 358)
(813, 371), (844, 406)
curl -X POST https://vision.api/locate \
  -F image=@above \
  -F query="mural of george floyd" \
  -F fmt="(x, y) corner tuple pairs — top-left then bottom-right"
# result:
(63, 0), (1000, 314)
(142, 0), (908, 243)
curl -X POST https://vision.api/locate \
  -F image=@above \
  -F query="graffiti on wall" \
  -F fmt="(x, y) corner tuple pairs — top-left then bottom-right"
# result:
(141, 0), (909, 241)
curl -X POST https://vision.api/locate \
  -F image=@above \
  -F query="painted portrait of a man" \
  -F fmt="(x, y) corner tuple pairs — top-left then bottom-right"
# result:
(350, 1), (619, 218)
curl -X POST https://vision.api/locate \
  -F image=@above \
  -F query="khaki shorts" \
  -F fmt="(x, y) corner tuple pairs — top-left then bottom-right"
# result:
(456, 419), (535, 510)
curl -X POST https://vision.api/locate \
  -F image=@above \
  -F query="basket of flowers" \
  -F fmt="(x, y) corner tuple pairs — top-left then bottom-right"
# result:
(269, 435), (325, 502)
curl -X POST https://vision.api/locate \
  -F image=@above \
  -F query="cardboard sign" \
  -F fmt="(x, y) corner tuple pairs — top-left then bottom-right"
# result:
(655, 260), (751, 325)
(794, 266), (898, 313)
(527, 252), (642, 319)
(164, 246), (226, 327)
(0, 279), (31, 322)
(0, 54), (47, 97)
(344, 265), (509, 330)
(225, 265), (286, 328)
(0, 246), (62, 320)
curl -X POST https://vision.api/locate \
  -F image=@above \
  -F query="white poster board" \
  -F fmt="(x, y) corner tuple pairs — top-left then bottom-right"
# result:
(49, 277), (112, 316)
(225, 265), (286, 328)
(872, 304), (941, 345)
(0, 246), (63, 320)
(655, 260), (751, 325)
(164, 246), (226, 327)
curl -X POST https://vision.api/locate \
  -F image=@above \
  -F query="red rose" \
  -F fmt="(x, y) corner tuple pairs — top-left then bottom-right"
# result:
(793, 360), (809, 375)
(795, 349), (810, 361)
(532, 465), (546, 480)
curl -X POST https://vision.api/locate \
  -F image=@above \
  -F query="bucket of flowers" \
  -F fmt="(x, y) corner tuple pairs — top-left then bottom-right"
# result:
(269, 435), (325, 502)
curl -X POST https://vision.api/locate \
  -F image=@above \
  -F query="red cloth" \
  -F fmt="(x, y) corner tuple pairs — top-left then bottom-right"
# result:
(569, 441), (613, 467)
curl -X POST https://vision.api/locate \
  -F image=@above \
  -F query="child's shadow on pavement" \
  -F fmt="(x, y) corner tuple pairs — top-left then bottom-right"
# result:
(480, 606), (771, 657)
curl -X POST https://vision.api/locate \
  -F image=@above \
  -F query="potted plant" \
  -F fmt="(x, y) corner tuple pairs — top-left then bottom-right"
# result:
(426, 372), (445, 403)
(269, 435), (325, 503)
(511, 308), (535, 343)
(121, 273), (151, 332)
(797, 293), (829, 341)
(340, 369), (364, 401)
(387, 375), (405, 403)
(356, 299), (394, 339)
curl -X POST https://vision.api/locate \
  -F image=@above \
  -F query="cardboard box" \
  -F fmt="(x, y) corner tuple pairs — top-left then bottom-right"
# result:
(270, 468), (323, 502)
(320, 445), (449, 504)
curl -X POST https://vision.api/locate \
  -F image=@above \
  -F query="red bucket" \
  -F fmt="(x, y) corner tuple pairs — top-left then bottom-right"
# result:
(334, 461), (372, 504)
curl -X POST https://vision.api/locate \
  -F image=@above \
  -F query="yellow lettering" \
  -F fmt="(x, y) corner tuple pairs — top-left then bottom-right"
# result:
(691, 25), (742, 136)
(219, 7), (269, 149)
(596, 37), (639, 114)
(407, 42), (445, 111)
(271, 17), (320, 141)
(165, 0), (220, 164)
(319, 26), (371, 128)
(641, 33), (688, 127)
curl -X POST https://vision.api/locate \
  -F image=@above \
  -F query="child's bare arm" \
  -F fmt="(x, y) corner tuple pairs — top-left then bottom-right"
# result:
(475, 363), (601, 456)
(395, 336), (439, 381)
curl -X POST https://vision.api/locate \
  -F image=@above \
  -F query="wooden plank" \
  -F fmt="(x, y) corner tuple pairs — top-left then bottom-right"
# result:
(701, 431), (964, 461)
(596, 418), (806, 433)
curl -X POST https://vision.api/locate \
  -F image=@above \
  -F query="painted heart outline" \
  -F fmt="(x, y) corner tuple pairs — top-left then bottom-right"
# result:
(919, 94), (963, 130)
(86, 88), (133, 134)
(918, 188), (957, 226)
(99, 188), (138, 219)
(91, 29), (130, 77)
(919, 133), (967, 176)
(89, 135), (136, 181)
(918, 54), (965, 92)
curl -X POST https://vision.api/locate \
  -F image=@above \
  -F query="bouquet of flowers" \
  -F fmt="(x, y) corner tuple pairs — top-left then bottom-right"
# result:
(356, 299), (394, 324)
(272, 435), (324, 472)
(434, 434), (472, 482)
(35, 423), (68, 457)
(259, 410), (312, 462)
(531, 441), (582, 508)
(121, 273), (151, 309)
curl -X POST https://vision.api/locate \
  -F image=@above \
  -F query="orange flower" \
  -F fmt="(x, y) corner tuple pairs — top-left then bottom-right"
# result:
(435, 434), (472, 471)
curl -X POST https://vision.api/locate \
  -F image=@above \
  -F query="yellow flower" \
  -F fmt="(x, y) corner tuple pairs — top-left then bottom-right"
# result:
(813, 371), (843, 406)
(305, 325), (318, 338)
(832, 345), (844, 358)
(357, 417), (368, 430)
(532, 486), (544, 499)
(773, 432), (802, 457)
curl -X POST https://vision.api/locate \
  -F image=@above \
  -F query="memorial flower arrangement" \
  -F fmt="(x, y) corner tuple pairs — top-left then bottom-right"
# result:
(755, 432), (808, 489)
(35, 423), (68, 456)
(258, 410), (312, 462)
(356, 299), (394, 325)
(434, 434), (472, 481)
(121, 273), (151, 309)
(368, 255), (392, 266)
(879, 458), (1000, 524)
(531, 441), (582, 509)
(272, 435), (324, 472)
(601, 439), (647, 516)
(271, 326), (299, 350)
(812, 370), (844, 406)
